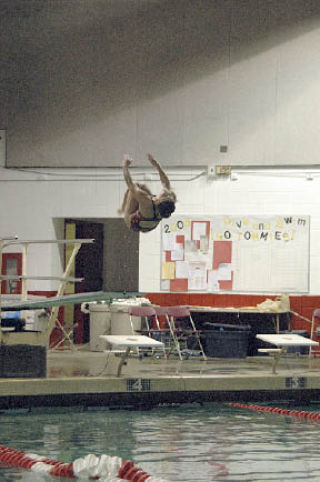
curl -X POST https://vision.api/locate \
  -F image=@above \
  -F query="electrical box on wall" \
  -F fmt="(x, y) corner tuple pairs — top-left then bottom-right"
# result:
(215, 165), (232, 176)
(207, 165), (232, 179)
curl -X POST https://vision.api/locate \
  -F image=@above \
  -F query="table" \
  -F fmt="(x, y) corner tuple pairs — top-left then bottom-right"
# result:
(100, 334), (164, 376)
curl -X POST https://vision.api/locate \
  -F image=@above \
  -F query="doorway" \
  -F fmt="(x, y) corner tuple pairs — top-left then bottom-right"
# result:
(64, 219), (104, 344)
(1, 253), (22, 294)
(63, 217), (139, 344)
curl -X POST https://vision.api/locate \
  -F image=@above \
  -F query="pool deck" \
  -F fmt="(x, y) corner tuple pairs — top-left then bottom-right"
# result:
(1, 347), (320, 409)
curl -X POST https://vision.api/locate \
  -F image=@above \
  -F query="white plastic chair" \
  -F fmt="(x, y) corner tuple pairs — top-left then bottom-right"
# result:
(153, 306), (180, 359)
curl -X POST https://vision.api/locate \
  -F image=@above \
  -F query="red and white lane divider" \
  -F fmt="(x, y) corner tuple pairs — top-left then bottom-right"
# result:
(228, 402), (320, 421)
(0, 445), (170, 481)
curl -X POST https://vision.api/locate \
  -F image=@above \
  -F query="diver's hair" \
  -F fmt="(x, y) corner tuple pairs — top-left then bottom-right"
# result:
(160, 188), (177, 204)
(158, 200), (175, 218)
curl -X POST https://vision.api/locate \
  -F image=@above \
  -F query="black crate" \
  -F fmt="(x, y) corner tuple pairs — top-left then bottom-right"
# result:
(191, 311), (290, 356)
(0, 344), (47, 378)
(201, 326), (250, 358)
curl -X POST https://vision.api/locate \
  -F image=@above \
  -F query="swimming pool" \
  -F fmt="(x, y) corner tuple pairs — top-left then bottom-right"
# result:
(1, 402), (320, 481)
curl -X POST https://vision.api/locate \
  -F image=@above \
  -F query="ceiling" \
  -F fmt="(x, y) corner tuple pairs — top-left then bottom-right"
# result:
(1, 0), (320, 168)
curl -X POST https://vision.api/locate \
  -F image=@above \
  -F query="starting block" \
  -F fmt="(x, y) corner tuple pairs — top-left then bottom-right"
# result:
(256, 333), (319, 374)
(100, 334), (164, 376)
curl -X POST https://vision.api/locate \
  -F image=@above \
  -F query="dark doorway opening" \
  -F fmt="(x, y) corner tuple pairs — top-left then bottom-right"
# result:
(63, 218), (139, 344)
(64, 219), (103, 344)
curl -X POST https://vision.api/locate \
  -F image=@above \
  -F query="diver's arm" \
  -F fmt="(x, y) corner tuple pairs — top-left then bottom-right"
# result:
(122, 155), (136, 191)
(147, 153), (171, 190)
(122, 155), (150, 203)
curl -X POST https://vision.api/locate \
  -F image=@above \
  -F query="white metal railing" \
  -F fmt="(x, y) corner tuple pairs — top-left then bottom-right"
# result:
(0, 237), (94, 347)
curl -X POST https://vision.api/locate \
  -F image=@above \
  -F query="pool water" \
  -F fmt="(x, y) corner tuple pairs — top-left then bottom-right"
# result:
(1, 402), (320, 481)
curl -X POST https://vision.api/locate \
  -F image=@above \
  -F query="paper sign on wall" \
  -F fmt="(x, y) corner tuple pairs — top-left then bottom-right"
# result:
(161, 215), (310, 293)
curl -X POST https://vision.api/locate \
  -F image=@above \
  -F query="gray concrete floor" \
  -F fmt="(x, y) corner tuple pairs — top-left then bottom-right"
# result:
(1, 346), (320, 409)
(47, 345), (320, 379)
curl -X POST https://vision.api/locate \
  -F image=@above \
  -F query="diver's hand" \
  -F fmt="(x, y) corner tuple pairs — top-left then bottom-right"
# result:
(147, 153), (158, 166)
(123, 155), (133, 167)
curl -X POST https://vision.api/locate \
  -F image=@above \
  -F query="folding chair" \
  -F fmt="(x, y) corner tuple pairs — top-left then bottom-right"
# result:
(310, 308), (320, 358)
(166, 306), (207, 361)
(128, 305), (167, 358)
(153, 306), (177, 358)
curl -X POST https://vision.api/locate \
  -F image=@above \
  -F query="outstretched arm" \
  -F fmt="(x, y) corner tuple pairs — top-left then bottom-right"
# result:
(122, 155), (150, 203)
(147, 153), (171, 190)
(122, 155), (135, 191)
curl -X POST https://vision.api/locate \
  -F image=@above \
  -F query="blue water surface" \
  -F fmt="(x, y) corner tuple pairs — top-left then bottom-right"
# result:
(1, 402), (320, 481)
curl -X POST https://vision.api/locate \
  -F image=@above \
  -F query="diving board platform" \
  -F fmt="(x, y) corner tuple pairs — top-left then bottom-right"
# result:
(0, 291), (144, 311)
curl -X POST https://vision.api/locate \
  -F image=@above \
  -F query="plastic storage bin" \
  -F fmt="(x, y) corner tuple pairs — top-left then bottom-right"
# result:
(201, 323), (251, 358)
(88, 303), (111, 351)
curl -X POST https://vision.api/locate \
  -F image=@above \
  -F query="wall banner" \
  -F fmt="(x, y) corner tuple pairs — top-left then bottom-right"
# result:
(160, 215), (309, 293)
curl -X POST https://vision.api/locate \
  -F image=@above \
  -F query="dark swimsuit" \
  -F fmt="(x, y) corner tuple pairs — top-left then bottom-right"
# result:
(130, 200), (161, 233)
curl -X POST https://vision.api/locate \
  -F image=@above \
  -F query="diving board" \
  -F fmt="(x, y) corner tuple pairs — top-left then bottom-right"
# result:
(0, 291), (144, 311)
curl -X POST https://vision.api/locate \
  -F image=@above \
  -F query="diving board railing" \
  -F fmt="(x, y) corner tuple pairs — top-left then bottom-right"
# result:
(0, 237), (94, 347)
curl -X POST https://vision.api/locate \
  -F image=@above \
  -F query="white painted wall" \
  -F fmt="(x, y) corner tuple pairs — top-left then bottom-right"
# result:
(1, 167), (320, 295)
(139, 169), (320, 294)
(0, 168), (127, 292)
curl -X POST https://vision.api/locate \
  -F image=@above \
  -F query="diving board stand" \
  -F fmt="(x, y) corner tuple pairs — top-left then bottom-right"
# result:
(0, 238), (95, 348)
(100, 335), (164, 376)
(256, 334), (319, 374)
